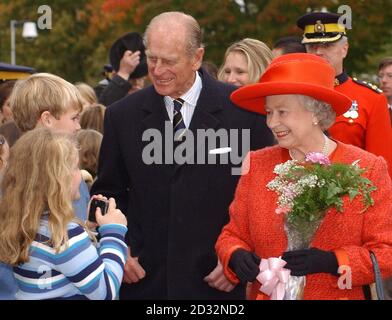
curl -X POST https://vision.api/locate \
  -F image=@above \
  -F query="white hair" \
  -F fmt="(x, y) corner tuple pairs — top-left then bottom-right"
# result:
(144, 11), (203, 56)
(297, 95), (336, 130)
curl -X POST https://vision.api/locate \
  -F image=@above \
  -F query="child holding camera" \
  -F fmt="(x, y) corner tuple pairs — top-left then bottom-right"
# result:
(0, 128), (128, 300)
(9, 72), (91, 221)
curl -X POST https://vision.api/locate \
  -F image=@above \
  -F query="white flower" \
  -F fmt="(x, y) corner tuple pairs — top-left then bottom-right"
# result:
(297, 174), (318, 189)
(273, 160), (298, 175)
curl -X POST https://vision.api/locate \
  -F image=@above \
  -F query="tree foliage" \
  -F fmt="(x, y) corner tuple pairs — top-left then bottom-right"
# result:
(0, 0), (391, 83)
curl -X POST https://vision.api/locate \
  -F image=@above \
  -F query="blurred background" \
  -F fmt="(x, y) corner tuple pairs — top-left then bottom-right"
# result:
(0, 0), (391, 85)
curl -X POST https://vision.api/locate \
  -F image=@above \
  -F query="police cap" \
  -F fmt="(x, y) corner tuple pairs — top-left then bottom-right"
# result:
(297, 12), (346, 44)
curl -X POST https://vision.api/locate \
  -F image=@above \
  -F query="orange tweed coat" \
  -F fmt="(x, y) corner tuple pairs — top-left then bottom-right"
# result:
(216, 142), (392, 300)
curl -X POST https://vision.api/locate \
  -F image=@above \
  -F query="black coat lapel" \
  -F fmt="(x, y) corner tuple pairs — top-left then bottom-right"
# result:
(140, 86), (169, 132)
(172, 71), (224, 176)
(139, 87), (175, 178)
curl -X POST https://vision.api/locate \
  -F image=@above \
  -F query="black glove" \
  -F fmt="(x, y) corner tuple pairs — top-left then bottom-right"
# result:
(282, 248), (339, 277)
(229, 249), (261, 283)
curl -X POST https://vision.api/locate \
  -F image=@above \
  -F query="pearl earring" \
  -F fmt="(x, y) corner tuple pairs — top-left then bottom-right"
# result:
(313, 121), (318, 126)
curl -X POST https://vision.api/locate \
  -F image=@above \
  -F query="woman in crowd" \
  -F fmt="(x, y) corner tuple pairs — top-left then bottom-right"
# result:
(218, 38), (273, 87)
(0, 128), (127, 300)
(216, 53), (392, 300)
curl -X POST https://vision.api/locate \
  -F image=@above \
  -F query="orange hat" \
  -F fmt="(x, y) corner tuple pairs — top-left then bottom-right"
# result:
(230, 53), (352, 116)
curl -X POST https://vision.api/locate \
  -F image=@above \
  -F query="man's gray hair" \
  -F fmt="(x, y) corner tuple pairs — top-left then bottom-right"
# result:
(144, 11), (203, 56)
(339, 35), (348, 44)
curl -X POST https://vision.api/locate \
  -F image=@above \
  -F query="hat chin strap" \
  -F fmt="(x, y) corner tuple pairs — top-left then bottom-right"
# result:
(302, 34), (343, 44)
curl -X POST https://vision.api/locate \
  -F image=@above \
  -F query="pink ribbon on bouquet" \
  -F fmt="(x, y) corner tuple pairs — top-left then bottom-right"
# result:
(256, 257), (291, 300)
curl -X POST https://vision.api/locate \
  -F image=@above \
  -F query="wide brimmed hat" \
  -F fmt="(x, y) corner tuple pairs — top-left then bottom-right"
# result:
(230, 53), (352, 116)
(109, 32), (147, 79)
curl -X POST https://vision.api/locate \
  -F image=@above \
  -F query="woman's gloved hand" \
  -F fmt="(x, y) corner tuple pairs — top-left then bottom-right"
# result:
(229, 249), (261, 283)
(282, 248), (339, 277)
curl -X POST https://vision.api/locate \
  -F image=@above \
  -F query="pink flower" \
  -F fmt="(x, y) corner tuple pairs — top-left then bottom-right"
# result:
(305, 152), (331, 165)
(283, 186), (296, 200)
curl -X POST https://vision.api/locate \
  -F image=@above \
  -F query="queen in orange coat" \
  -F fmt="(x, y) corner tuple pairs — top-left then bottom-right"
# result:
(216, 53), (392, 300)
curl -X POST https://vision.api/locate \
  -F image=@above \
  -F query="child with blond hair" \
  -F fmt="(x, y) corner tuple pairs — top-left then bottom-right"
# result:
(0, 128), (127, 299)
(80, 103), (105, 134)
(9, 72), (89, 221)
(75, 82), (98, 112)
(77, 129), (103, 189)
(10, 73), (82, 135)
(4, 73), (92, 299)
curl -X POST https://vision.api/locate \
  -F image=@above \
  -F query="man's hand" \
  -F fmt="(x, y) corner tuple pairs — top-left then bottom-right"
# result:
(123, 247), (146, 284)
(117, 50), (141, 80)
(204, 260), (236, 292)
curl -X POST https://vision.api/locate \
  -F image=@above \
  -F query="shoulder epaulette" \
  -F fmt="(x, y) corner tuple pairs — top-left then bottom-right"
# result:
(352, 77), (383, 94)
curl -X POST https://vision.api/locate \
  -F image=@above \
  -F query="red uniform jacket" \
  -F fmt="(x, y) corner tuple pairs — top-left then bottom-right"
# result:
(330, 73), (392, 176)
(216, 143), (392, 300)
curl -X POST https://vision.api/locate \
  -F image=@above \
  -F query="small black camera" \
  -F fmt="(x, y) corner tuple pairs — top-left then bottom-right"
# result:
(89, 199), (109, 222)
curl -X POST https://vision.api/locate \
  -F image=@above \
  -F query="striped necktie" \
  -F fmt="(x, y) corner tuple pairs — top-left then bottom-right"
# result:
(173, 98), (186, 140)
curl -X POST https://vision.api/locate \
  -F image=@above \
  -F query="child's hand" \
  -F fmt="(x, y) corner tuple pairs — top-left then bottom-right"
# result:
(95, 197), (127, 227)
(87, 194), (107, 223)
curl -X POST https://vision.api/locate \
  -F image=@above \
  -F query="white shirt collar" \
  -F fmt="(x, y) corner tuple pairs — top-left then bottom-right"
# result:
(164, 71), (202, 107)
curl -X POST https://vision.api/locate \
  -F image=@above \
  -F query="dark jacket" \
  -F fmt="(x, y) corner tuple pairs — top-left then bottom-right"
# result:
(98, 75), (132, 107)
(91, 69), (274, 299)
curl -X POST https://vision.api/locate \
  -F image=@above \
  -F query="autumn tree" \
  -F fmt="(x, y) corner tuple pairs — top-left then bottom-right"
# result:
(97, 0), (392, 76)
(1, 0), (391, 83)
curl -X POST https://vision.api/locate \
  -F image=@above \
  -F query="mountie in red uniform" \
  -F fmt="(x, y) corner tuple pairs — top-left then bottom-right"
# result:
(296, 11), (392, 177)
(329, 71), (392, 177)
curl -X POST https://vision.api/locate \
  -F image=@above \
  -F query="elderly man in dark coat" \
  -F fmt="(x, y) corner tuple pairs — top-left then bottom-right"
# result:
(91, 11), (274, 299)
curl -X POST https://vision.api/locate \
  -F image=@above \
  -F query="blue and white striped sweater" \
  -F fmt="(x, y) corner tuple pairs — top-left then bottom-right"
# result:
(13, 220), (127, 300)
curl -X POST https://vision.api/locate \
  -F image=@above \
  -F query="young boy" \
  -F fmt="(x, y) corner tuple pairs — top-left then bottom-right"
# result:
(9, 73), (89, 221)
(1, 73), (90, 300)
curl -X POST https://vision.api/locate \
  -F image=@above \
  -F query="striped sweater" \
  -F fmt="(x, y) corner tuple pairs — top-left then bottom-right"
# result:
(13, 217), (128, 300)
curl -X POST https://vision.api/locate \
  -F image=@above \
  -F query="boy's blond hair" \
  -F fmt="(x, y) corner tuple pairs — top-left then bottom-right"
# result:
(9, 73), (83, 133)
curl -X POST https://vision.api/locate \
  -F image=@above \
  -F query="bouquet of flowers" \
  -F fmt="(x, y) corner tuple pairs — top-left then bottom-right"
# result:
(268, 152), (376, 243)
(266, 152), (376, 299)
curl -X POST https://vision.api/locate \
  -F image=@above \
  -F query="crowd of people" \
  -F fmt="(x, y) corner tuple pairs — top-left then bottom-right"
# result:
(0, 10), (391, 300)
